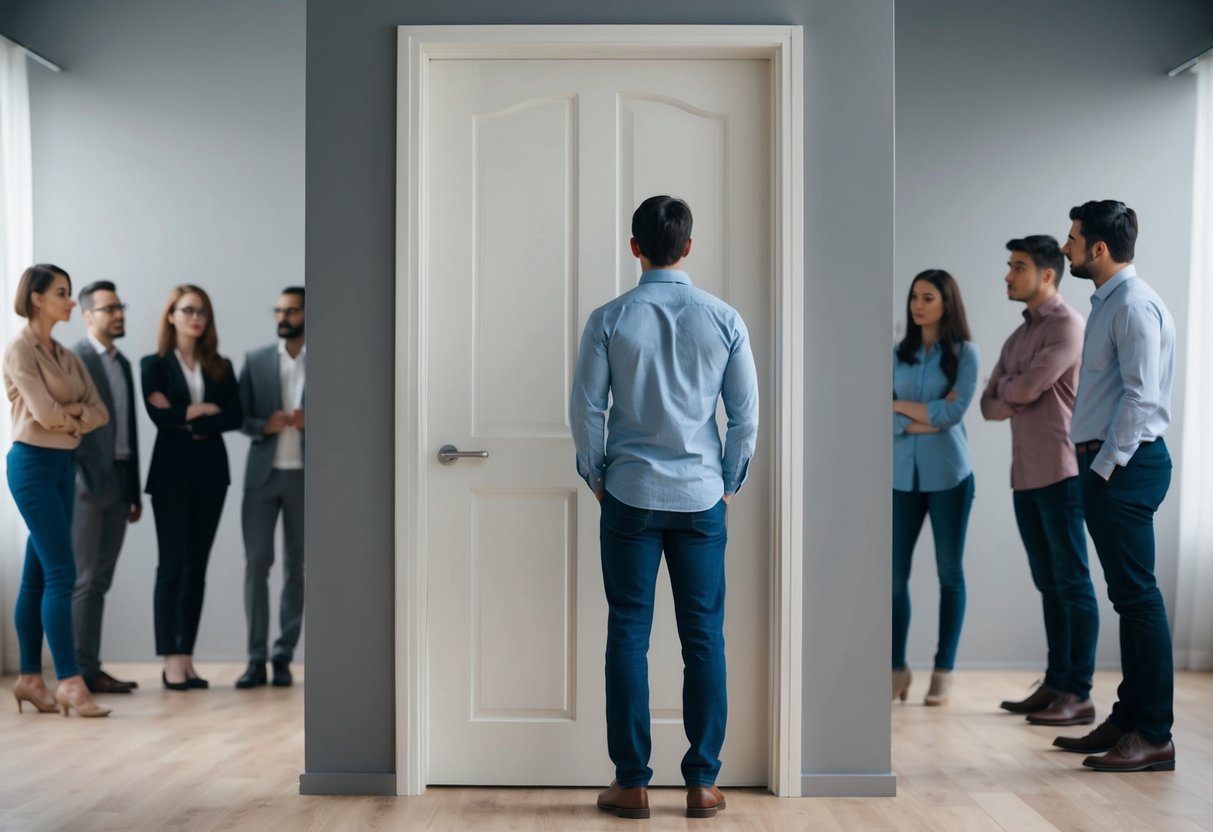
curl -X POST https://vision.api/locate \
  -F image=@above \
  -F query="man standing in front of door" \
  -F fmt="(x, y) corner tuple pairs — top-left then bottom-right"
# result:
(980, 236), (1098, 725)
(72, 281), (142, 694)
(570, 196), (759, 819)
(235, 287), (306, 689)
(1052, 200), (1177, 772)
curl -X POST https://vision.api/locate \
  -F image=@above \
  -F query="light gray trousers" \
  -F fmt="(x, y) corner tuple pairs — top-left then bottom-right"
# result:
(241, 469), (305, 663)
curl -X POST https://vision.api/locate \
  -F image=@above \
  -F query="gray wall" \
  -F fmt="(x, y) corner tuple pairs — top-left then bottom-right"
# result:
(305, 0), (895, 796)
(896, 0), (1210, 672)
(0, 0), (306, 669)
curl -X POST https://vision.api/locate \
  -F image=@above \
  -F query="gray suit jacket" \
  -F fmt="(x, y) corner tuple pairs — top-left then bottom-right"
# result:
(72, 338), (142, 506)
(239, 343), (305, 491)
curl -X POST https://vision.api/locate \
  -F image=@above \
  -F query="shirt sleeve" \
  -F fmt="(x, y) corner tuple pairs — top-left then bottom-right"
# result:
(994, 316), (1083, 408)
(1091, 301), (1163, 479)
(979, 349), (1016, 421)
(926, 342), (979, 428)
(720, 319), (759, 495)
(569, 312), (610, 495)
(4, 341), (79, 433)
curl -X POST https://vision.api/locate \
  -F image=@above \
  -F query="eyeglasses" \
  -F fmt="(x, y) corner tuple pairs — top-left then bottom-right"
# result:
(174, 306), (209, 320)
(93, 303), (127, 315)
(272, 307), (303, 317)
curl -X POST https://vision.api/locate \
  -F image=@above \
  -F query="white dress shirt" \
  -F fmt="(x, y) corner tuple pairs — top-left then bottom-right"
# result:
(273, 341), (306, 470)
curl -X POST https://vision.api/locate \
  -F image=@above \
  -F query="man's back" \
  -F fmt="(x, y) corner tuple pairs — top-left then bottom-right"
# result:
(570, 269), (758, 513)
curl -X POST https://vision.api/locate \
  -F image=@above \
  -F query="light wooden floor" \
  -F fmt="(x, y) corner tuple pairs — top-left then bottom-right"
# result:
(1, 665), (1211, 831)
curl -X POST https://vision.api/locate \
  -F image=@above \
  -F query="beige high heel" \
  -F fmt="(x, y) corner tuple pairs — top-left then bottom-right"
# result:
(924, 670), (952, 706)
(12, 677), (58, 714)
(55, 687), (111, 718)
(892, 667), (912, 702)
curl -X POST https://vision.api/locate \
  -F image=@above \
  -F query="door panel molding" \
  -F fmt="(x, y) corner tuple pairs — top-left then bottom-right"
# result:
(396, 24), (804, 797)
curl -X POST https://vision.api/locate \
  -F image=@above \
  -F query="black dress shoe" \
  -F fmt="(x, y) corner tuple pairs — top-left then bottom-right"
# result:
(185, 675), (209, 689)
(235, 663), (267, 689)
(1000, 682), (1058, 714)
(86, 670), (136, 694)
(162, 672), (190, 692)
(271, 659), (292, 687)
(1053, 718), (1126, 753)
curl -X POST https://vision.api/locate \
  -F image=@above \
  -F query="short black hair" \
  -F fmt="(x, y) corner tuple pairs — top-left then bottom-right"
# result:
(282, 286), (305, 306)
(1069, 200), (1137, 263)
(14, 264), (70, 319)
(78, 280), (117, 311)
(1006, 235), (1065, 288)
(631, 195), (692, 268)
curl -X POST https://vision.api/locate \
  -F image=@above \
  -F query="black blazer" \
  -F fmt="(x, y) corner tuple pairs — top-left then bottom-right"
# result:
(140, 352), (242, 495)
(73, 339), (142, 506)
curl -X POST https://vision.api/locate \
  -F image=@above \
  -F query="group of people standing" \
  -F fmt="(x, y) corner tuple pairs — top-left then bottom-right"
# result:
(892, 199), (1178, 772)
(6, 266), (307, 717)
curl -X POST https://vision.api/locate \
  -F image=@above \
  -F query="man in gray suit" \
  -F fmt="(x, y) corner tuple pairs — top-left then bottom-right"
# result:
(235, 287), (306, 688)
(73, 281), (142, 694)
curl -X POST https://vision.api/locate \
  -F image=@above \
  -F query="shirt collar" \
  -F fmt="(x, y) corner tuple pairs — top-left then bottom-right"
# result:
(1091, 264), (1137, 304)
(87, 331), (116, 357)
(278, 339), (306, 359)
(638, 269), (691, 286)
(1024, 292), (1065, 322)
(21, 325), (62, 356)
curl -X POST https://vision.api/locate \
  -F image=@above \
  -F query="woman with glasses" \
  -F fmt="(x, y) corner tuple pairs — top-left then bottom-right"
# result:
(5, 264), (113, 717)
(141, 285), (241, 690)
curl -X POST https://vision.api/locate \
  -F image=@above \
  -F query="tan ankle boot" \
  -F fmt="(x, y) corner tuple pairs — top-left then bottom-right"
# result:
(924, 670), (952, 706)
(891, 667), (912, 702)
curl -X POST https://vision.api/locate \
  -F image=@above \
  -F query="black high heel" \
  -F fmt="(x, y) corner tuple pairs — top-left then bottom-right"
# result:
(185, 676), (209, 689)
(162, 672), (190, 692)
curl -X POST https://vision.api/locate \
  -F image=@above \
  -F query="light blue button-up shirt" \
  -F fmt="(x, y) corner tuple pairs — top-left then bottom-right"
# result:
(1070, 265), (1175, 480)
(569, 269), (759, 512)
(892, 341), (979, 492)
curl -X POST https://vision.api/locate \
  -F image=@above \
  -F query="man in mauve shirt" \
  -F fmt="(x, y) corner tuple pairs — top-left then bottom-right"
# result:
(981, 235), (1098, 727)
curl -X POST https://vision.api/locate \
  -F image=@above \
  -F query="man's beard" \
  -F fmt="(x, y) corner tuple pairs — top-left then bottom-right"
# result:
(278, 322), (304, 339)
(1069, 261), (1094, 281)
(109, 325), (126, 339)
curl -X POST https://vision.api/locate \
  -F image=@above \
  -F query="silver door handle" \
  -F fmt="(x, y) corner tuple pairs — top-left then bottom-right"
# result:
(437, 444), (490, 465)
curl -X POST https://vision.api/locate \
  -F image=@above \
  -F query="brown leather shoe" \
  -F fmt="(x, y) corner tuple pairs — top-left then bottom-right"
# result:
(1053, 718), (1126, 753)
(687, 785), (726, 819)
(1083, 733), (1175, 772)
(85, 670), (136, 694)
(597, 781), (649, 819)
(1026, 692), (1095, 726)
(999, 682), (1057, 714)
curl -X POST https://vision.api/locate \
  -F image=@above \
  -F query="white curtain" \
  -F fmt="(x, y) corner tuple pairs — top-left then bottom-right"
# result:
(0, 38), (34, 673)
(1176, 58), (1213, 671)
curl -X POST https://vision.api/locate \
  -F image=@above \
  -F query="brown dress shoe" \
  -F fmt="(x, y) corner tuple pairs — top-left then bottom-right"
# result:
(999, 682), (1058, 714)
(597, 781), (649, 819)
(687, 785), (726, 819)
(1083, 733), (1175, 772)
(1026, 692), (1095, 726)
(1052, 718), (1126, 753)
(85, 670), (136, 694)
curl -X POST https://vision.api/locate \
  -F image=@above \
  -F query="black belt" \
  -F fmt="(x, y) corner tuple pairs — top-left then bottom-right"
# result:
(1074, 440), (1102, 454)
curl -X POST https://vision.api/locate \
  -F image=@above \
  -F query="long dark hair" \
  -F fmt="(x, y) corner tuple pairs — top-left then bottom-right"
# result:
(896, 269), (971, 391)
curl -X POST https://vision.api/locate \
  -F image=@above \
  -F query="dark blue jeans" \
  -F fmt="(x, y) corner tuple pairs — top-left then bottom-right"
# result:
(892, 473), (974, 671)
(1079, 439), (1173, 744)
(1013, 476), (1098, 698)
(7, 442), (80, 679)
(599, 492), (728, 788)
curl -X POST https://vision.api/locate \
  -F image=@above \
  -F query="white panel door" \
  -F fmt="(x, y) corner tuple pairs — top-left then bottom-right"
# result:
(426, 58), (771, 787)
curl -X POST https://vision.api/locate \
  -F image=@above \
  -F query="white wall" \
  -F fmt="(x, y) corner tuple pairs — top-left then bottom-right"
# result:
(896, 0), (1209, 671)
(0, 0), (305, 669)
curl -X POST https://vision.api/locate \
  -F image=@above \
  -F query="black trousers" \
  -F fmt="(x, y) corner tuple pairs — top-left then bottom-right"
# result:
(151, 483), (227, 655)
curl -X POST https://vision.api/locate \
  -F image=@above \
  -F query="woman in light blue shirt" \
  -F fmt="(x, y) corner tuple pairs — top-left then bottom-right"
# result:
(890, 269), (978, 707)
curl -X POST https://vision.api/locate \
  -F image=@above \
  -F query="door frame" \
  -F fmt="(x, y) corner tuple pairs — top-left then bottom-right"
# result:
(394, 24), (805, 797)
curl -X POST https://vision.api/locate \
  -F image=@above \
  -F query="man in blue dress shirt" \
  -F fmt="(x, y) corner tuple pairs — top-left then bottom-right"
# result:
(1052, 200), (1177, 772)
(570, 196), (759, 819)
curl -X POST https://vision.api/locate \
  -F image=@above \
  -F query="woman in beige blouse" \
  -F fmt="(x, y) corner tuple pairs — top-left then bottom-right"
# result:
(5, 264), (112, 717)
